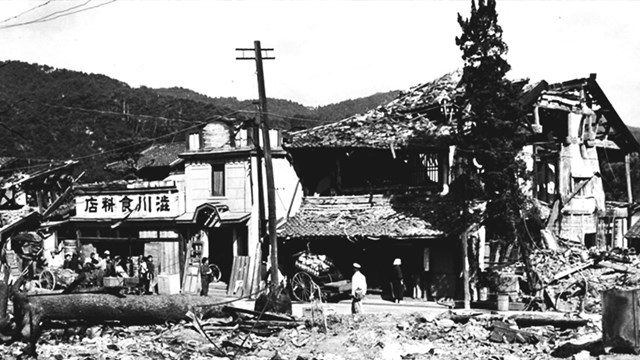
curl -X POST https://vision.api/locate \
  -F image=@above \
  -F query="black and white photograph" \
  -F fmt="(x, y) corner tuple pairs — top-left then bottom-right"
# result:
(0, 0), (639, 359)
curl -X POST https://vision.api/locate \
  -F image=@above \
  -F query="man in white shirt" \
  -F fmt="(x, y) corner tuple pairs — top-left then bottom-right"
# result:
(351, 263), (367, 314)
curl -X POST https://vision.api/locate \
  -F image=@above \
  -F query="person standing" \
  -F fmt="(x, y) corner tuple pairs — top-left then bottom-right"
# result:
(391, 258), (404, 303)
(200, 257), (213, 296)
(62, 254), (72, 270)
(146, 255), (156, 294)
(138, 256), (150, 295)
(351, 263), (367, 314)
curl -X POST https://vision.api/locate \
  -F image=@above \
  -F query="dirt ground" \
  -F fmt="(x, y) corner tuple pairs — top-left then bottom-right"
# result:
(0, 308), (611, 360)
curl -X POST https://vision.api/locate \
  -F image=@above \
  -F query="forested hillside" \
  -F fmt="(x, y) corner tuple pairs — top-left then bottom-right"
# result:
(0, 61), (397, 182)
(2, 60), (638, 195)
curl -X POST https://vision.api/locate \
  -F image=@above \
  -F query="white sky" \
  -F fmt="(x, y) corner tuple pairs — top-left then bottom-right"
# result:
(1, 0), (639, 126)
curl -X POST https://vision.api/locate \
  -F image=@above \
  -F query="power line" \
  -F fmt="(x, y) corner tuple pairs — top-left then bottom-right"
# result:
(0, 0), (54, 24)
(1, 108), (247, 173)
(235, 109), (334, 124)
(62, 108), (248, 163)
(0, 0), (117, 30)
(39, 102), (208, 126)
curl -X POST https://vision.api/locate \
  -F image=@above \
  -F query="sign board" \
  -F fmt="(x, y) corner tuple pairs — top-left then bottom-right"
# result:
(75, 193), (181, 219)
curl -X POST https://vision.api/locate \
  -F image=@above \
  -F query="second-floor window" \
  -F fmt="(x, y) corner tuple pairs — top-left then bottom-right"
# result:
(188, 133), (200, 151)
(211, 164), (225, 196)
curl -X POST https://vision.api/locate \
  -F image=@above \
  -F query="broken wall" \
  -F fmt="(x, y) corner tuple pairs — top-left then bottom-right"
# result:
(556, 111), (605, 242)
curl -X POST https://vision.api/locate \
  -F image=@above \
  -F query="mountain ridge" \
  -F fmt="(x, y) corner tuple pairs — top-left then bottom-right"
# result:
(0, 60), (398, 181)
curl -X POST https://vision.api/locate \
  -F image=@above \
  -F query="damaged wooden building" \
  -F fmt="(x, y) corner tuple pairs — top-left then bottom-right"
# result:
(70, 117), (301, 296)
(278, 71), (639, 301)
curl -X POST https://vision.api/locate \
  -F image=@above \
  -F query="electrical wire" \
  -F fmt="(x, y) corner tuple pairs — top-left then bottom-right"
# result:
(1, 104), (254, 173)
(39, 102), (208, 125)
(0, 0), (54, 24)
(0, 0), (117, 30)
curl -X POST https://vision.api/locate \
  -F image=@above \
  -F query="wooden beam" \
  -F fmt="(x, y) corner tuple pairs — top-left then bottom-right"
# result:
(462, 231), (470, 310)
(560, 174), (597, 209)
(625, 154), (633, 203)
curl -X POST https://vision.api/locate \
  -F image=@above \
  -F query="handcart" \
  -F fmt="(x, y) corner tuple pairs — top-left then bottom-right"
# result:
(288, 251), (350, 302)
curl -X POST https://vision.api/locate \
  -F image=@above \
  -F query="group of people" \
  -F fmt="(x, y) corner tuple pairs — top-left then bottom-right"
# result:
(350, 257), (405, 314)
(62, 250), (157, 294)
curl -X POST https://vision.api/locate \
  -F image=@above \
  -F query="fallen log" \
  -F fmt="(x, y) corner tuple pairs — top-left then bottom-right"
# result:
(16, 293), (227, 323)
(14, 292), (228, 356)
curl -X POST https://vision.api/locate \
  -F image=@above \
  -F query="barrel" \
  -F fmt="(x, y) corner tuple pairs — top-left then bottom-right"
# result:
(603, 288), (640, 354)
(497, 294), (509, 311)
(62, 239), (78, 255)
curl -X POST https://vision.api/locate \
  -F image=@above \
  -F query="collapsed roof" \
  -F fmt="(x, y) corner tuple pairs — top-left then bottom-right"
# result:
(285, 71), (639, 154)
(278, 194), (443, 240)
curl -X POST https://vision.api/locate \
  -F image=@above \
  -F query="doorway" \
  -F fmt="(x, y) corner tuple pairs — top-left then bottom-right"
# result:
(208, 227), (233, 283)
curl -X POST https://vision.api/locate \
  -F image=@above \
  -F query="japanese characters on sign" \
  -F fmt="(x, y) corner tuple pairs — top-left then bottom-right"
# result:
(76, 193), (180, 218)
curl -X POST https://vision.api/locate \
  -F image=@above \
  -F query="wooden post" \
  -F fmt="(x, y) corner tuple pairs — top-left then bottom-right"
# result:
(253, 41), (279, 285)
(461, 231), (470, 309)
(625, 153), (633, 203)
(237, 41), (278, 284)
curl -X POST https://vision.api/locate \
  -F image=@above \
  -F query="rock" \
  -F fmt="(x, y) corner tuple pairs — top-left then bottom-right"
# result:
(573, 350), (591, 360)
(436, 319), (455, 329)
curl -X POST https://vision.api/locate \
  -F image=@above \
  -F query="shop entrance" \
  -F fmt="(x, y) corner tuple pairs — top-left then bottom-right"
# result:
(208, 227), (233, 283)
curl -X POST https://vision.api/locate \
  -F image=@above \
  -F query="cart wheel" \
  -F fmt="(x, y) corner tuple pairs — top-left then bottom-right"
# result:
(209, 264), (221, 282)
(39, 269), (56, 290)
(291, 272), (315, 302)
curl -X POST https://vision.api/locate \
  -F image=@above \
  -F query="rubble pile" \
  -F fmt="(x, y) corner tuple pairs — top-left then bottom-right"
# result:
(0, 310), (603, 360)
(530, 246), (640, 313)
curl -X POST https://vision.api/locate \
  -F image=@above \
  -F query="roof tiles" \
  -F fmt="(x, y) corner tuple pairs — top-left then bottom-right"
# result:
(286, 70), (462, 150)
(278, 194), (443, 239)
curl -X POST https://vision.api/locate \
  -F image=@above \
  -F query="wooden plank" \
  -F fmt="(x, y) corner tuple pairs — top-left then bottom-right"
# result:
(560, 176), (594, 210)
(227, 256), (250, 297)
(181, 239), (202, 295)
(222, 305), (295, 321)
(226, 256), (239, 297)
(552, 260), (595, 282)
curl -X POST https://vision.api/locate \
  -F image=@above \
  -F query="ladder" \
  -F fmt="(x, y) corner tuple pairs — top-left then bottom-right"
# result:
(181, 239), (202, 294)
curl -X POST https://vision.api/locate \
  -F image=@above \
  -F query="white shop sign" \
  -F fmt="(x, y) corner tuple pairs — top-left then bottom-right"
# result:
(75, 193), (180, 218)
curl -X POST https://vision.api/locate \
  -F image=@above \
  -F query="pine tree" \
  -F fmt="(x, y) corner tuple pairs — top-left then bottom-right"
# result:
(453, 0), (529, 244)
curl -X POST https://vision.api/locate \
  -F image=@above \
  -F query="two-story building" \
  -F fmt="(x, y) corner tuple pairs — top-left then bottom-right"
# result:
(279, 71), (639, 302)
(176, 118), (301, 295)
(70, 117), (302, 296)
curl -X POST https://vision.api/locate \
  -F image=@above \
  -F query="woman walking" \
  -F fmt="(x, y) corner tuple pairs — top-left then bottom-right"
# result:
(391, 258), (404, 303)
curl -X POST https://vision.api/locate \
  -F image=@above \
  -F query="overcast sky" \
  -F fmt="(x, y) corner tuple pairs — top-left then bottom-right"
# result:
(1, 0), (639, 126)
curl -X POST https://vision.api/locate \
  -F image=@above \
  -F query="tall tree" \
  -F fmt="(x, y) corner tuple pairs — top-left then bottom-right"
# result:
(453, 0), (529, 244)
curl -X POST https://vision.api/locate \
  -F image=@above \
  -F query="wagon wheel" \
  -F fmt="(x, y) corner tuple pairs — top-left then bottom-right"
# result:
(38, 269), (56, 290)
(209, 264), (221, 282)
(291, 272), (316, 302)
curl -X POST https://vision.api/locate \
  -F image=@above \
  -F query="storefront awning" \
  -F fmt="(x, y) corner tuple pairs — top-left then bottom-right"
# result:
(176, 203), (250, 227)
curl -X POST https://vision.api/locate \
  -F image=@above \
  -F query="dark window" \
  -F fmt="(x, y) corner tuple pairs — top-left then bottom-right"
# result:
(211, 164), (225, 196)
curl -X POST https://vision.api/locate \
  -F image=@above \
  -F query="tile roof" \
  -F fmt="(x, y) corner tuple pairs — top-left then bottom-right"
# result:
(278, 194), (443, 240)
(0, 207), (37, 229)
(285, 70), (462, 149)
(137, 142), (185, 169)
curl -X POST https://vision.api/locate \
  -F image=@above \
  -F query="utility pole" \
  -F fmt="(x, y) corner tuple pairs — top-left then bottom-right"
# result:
(236, 41), (279, 284)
